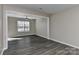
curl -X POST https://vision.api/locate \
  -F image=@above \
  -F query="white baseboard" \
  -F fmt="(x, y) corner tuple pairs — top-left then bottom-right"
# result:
(49, 38), (79, 49)
(36, 34), (49, 39)
(0, 48), (6, 55)
(1, 49), (5, 55)
(0, 47), (8, 55)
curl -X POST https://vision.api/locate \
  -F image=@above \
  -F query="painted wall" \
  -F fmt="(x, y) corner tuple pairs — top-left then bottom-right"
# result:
(36, 17), (49, 39)
(8, 17), (36, 38)
(50, 6), (79, 48)
(0, 5), (3, 54)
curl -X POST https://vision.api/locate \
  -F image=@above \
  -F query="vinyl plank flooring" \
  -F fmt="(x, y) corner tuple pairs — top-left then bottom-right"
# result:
(3, 35), (79, 55)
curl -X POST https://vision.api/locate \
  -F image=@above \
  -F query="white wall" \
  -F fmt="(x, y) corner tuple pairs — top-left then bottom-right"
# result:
(0, 5), (3, 54)
(8, 17), (36, 38)
(36, 17), (49, 39)
(50, 6), (79, 48)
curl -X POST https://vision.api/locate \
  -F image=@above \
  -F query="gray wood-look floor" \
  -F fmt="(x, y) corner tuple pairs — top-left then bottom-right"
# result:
(3, 35), (79, 55)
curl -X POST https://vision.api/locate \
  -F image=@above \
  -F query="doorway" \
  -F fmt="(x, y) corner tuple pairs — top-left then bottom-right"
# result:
(3, 11), (50, 52)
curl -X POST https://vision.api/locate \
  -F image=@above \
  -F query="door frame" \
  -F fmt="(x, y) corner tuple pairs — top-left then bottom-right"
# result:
(3, 10), (50, 50)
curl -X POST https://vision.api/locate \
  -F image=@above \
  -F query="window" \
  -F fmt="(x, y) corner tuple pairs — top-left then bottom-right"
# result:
(17, 21), (30, 32)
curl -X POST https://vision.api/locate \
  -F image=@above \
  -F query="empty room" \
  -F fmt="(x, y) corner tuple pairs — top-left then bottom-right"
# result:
(1, 4), (79, 55)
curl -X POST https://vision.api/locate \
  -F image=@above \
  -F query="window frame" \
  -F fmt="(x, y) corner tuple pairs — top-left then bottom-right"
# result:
(17, 20), (30, 32)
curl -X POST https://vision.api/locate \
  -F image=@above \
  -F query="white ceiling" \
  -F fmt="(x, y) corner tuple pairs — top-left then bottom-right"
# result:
(9, 4), (78, 14)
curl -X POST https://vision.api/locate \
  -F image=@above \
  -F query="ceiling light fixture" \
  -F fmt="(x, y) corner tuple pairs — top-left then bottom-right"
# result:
(39, 8), (42, 10)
